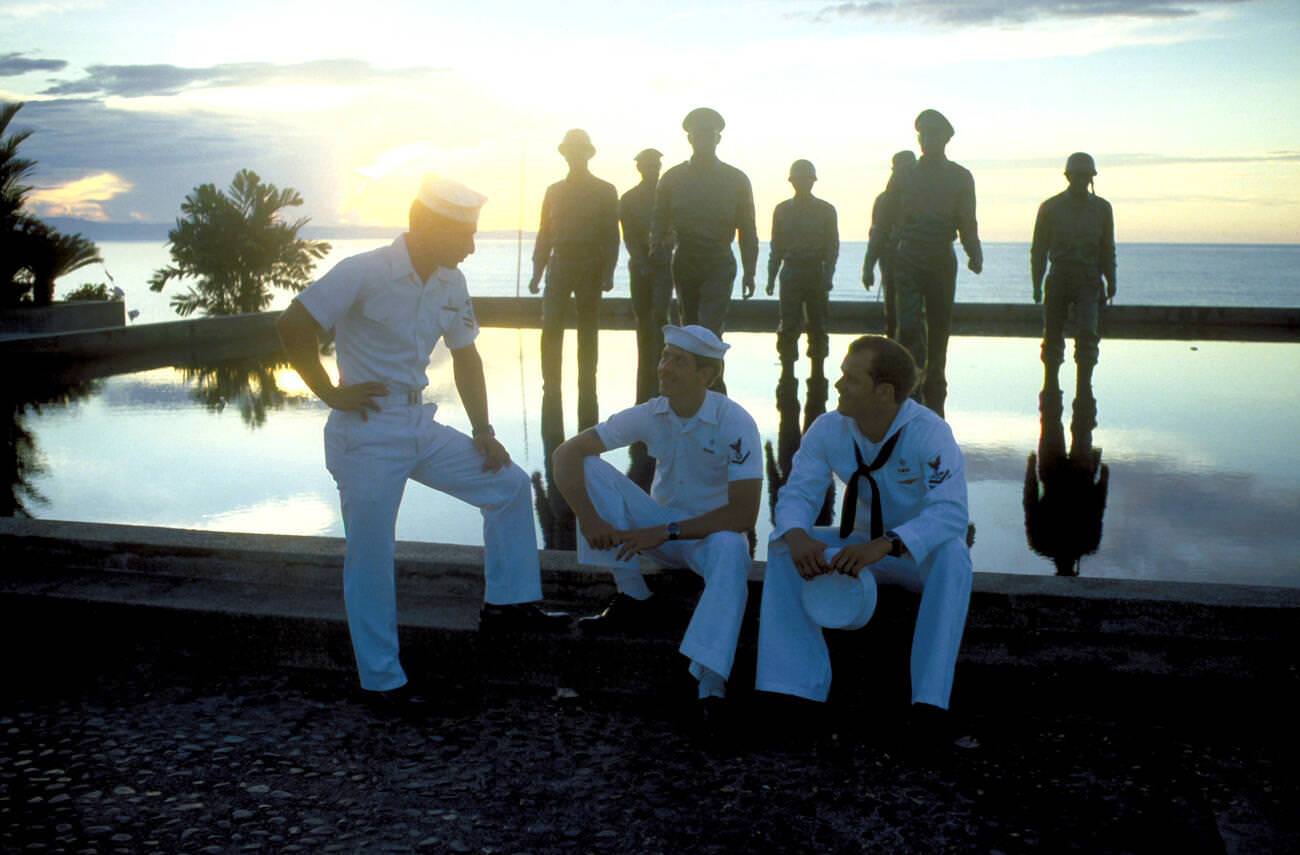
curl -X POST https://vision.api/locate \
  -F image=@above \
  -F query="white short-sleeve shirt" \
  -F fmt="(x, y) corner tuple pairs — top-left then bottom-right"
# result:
(596, 391), (762, 516)
(295, 236), (479, 392)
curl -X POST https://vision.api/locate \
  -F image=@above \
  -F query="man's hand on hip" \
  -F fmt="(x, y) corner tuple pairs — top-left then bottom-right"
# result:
(325, 382), (388, 421)
(474, 435), (511, 472)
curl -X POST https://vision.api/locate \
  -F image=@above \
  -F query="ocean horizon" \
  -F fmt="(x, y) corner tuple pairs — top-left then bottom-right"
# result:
(75, 237), (1300, 327)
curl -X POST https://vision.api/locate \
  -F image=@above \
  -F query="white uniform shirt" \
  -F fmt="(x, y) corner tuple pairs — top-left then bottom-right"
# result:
(773, 399), (969, 564)
(596, 391), (763, 517)
(296, 236), (479, 394)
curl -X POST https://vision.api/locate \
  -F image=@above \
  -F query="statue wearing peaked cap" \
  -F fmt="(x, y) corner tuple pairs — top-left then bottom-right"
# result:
(650, 107), (759, 338)
(874, 109), (983, 418)
(620, 146), (676, 403)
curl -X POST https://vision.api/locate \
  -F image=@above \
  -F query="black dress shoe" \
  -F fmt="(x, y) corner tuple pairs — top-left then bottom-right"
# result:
(694, 696), (741, 751)
(906, 702), (956, 758)
(577, 593), (662, 636)
(360, 683), (432, 720)
(479, 602), (573, 633)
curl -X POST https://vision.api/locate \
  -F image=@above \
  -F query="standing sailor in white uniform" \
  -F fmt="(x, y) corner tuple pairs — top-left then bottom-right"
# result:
(756, 334), (972, 735)
(277, 175), (567, 709)
(551, 325), (762, 714)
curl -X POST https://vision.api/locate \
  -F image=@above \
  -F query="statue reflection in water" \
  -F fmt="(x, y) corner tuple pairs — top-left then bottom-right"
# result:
(764, 360), (834, 528)
(1023, 382), (1108, 576)
(0, 375), (99, 517)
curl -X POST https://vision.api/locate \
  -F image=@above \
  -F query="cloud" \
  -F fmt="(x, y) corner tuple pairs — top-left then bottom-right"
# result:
(0, 52), (67, 76)
(803, 0), (1255, 25)
(26, 170), (133, 219)
(14, 98), (332, 222)
(968, 150), (1300, 169)
(40, 59), (449, 98)
(0, 0), (101, 18)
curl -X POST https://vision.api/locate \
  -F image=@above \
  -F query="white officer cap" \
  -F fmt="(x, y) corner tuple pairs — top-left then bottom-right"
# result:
(416, 174), (487, 225)
(801, 566), (878, 630)
(662, 324), (730, 360)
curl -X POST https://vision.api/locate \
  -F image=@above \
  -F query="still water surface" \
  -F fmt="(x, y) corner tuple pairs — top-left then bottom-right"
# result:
(89, 239), (1300, 326)
(9, 330), (1298, 588)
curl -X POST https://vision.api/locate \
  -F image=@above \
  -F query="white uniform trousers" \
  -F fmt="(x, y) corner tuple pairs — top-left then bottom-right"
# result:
(578, 458), (750, 682)
(756, 527), (972, 708)
(325, 405), (543, 691)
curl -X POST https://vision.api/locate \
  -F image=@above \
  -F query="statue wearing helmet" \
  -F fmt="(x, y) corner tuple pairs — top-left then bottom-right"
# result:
(767, 159), (840, 372)
(1030, 152), (1117, 394)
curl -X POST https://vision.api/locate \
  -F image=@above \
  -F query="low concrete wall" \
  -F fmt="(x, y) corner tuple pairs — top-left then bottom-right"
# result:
(0, 312), (283, 381)
(0, 300), (1296, 376)
(474, 298), (1300, 342)
(0, 299), (125, 339)
(3, 519), (1296, 712)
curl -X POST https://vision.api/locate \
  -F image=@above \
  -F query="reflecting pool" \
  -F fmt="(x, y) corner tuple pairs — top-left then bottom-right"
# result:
(5, 330), (1298, 588)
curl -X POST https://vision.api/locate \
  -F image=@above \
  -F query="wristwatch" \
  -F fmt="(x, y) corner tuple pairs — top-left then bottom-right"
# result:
(884, 530), (906, 557)
(472, 424), (495, 439)
(666, 521), (681, 541)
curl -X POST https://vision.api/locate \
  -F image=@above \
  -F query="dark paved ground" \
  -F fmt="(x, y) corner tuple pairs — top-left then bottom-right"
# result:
(2, 655), (1296, 855)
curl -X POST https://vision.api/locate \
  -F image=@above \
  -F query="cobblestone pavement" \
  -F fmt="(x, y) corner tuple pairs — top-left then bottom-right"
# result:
(2, 658), (1295, 854)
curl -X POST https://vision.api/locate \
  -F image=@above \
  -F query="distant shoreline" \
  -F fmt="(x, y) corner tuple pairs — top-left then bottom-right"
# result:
(38, 218), (1300, 247)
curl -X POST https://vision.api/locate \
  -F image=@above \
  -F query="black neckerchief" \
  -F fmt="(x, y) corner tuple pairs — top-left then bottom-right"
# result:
(839, 427), (904, 539)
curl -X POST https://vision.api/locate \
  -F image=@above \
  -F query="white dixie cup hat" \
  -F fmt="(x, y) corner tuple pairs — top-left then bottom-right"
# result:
(800, 549), (879, 630)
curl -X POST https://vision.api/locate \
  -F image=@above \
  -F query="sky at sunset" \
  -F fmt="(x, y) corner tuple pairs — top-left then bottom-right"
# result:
(3, 0), (1298, 243)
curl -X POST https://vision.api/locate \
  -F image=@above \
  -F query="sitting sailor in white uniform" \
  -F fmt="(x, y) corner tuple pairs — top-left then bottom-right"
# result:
(277, 174), (567, 709)
(757, 334), (972, 727)
(552, 325), (762, 708)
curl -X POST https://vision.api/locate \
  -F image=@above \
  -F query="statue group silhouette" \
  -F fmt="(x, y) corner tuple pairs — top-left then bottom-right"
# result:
(529, 105), (1113, 578)
(531, 106), (1115, 425)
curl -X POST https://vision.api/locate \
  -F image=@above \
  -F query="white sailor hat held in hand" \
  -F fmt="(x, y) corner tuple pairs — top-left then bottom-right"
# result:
(662, 324), (730, 360)
(416, 174), (487, 225)
(801, 557), (879, 631)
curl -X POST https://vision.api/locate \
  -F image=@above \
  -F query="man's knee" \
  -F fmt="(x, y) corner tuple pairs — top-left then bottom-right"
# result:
(701, 530), (751, 581)
(923, 540), (973, 586)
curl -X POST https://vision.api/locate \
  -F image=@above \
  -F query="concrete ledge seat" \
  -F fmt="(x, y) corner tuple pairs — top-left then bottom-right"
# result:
(3, 518), (1297, 714)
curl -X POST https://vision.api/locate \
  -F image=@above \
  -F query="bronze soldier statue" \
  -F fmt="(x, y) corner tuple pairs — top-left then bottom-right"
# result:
(878, 109), (983, 418)
(862, 150), (916, 340)
(767, 159), (839, 374)
(1031, 152), (1117, 391)
(650, 107), (759, 336)
(619, 148), (675, 403)
(529, 129), (620, 432)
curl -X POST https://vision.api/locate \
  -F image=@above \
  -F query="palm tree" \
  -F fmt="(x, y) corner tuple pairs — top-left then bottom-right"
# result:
(150, 169), (331, 317)
(22, 221), (103, 305)
(1, 101), (39, 303)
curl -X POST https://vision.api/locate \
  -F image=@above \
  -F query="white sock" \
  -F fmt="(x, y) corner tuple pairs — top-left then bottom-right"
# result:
(613, 568), (652, 600)
(696, 665), (726, 700)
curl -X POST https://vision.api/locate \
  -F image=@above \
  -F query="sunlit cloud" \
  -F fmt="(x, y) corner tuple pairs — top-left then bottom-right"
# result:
(40, 59), (449, 98)
(0, 0), (102, 19)
(801, 0), (1256, 25)
(27, 170), (133, 220)
(969, 150), (1300, 169)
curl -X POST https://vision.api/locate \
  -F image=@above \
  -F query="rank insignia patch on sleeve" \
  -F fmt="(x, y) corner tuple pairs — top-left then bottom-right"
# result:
(927, 453), (951, 487)
(729, 437), (750, 465)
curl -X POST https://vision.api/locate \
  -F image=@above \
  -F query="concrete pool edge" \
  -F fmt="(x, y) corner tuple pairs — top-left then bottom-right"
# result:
(3, 517), (1296, 713)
